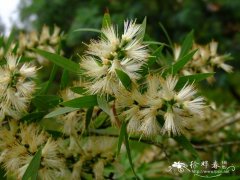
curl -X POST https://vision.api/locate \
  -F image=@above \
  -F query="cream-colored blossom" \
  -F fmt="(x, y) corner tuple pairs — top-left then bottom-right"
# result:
(116, 75), (204, 137)
(81, 19), (149, 95)
(0, 55), (37, 120)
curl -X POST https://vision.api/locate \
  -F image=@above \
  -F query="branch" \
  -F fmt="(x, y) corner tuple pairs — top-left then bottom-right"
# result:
(89, 129), (171, 162)
(193, 140), (240, 149)
(211, 112), (240, 132)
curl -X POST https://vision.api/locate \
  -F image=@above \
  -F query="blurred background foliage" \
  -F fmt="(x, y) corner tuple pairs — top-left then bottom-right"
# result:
(17, 0), (240, 106)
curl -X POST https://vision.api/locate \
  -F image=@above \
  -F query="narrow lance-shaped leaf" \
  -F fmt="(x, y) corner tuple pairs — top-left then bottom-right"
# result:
(97, 95), (111, 115)
(37, 64), (58, 95)
(20, 111), (46, 123)
(22, 147), (42, 180)
(125, 131), (138, 178)
(166, 49), (197, 75)
(0, 165), (6, 180)
(115, 69), (132, 91)
(101, 11), (112, 40)
(70, 87), (87, 95)
(4, 29), (15, 55)
(117, 122), (127, 156)
(60, 69), (69, 90)
(85, 107), (94, 129)
(33, 48), (82, 74)
(179, 30), (194, 59)
(61, 95), (98, 108)
(159, 22), (173, 49)
(139, 46), (164, 76)
(32, 95), (62, 110)
(44, 107), (79, 119)
(102, 11), (112, 29)
(176, 73), (214, 89)
(136, 17), (147, 42)
(74, 28), (101, 33)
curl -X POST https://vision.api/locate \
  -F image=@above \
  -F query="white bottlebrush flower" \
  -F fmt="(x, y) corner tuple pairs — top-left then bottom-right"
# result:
(139, 108), (160, 137)
(102, 25), (119, 46)
(57, 88), (85, 137)
(0, 122), (67, 180)
(209, 40), (218, 56)
(41, 139), (66, 174)
(176, 83), (196, 102)
(122, 20), (141, 41)
(162, 108), (187, 136)
(0, 55), (37, 120)
(160, 75), (178, 101)
(173, 44), (181, 60)
(183, 97), (205, 116)
(81, 19), (149, 95)
(39, 25), (51, 44)
(160, 76), (205, 135)
(93, 160), (105, 180)
(174, 41), (232, 79)
(125, 40), (149, 62)
(19, 123), (47, 153)
(211, 56), (233, 73)
(116, 74), (205, 137)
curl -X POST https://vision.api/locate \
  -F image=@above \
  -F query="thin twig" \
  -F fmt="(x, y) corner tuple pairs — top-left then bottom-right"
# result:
(111, 101), (121, 128)
(211, 112), (240, 132)
(89, 129), (171, 162)
(193, 140), (240, 149)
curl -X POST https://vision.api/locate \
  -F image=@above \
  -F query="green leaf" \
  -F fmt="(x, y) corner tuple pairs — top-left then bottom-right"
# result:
(74, 28), (101, 33)
(44, 107), (79, 118)
(60, 69), (69, 90)
(117, 122), (126, 155)
(176, 73), (214, 89)
(70, 87), (87, 95)
(102, 12), (111, 29)
(61, 95), (98, 108)
(166, 49), (197, 75)
(115, 69), (132, 91)
(32, 95), (62, 110)
(143, 41), (169, 47)
(22, 147), (42, 180)
(125, 131), (138, 178)
(46, 130), (63, 138)
(137, 17), (147, 42)
(159, 22), (173, 48)
(85, 107), (94, 129)
(174, 135), (199, 159)
(33, 48), (82, 74)
(0, 164), (6, 180)
(179, 30), (194, 59)
(38, 64), (58, 95)
(4, 29), (15, 55)
(93, 112), (108, 128)
(139, 46), (164, 76)
(0, 35), (4, 47)
(97, 95), (111, 115)
(20, 111), (46, 123)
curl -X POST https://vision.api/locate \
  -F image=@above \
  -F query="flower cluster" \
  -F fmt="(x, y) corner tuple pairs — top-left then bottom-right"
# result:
(81, 20), (149, 95)
(17, 25), (62, 65)
(0, 122), (66, 179)
(174, 41), (232, 78)
(0, 55), (37, 120)
(116, 74), (205, 136)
